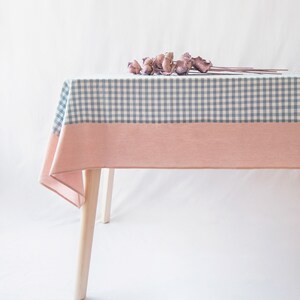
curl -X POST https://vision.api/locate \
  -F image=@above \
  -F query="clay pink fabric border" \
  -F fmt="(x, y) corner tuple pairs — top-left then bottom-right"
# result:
(40, 123), (300, 208)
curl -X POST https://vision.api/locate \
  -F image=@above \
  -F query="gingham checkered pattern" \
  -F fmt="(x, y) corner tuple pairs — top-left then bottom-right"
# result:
(53, 75), (300, 134)
(53, 80), (70, 134)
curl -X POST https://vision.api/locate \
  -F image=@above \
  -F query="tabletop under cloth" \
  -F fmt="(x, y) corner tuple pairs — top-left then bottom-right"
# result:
(40, 74), (300, 208)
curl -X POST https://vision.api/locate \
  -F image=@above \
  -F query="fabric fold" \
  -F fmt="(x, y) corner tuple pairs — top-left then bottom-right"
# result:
(39, 134), (84, 207)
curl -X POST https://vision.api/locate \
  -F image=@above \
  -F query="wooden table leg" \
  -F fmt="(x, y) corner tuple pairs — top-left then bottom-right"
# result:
(75, 169), (101, 300)
(99, 168), (115, 224)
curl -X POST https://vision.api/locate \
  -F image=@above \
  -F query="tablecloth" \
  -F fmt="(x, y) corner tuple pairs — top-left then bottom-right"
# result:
(40, 74), (300, 208)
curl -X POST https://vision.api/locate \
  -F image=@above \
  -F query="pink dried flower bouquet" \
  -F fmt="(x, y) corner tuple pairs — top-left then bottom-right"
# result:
(128, 52), (286, 75)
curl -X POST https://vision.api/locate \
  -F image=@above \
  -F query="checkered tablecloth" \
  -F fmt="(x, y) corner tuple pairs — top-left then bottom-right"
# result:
(53, 74), (300, 134)
(41, 73), (300, 208)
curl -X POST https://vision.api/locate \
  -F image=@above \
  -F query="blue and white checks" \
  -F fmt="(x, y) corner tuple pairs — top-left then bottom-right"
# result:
(53, 74), (300, 134)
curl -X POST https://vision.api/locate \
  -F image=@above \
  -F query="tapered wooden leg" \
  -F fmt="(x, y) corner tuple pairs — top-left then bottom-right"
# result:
(75, 169), (101, 300)
(98, 168), (115, 224)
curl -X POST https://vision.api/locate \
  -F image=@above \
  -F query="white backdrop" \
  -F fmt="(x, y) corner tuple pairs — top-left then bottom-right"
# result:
(1, 1), (300, 299)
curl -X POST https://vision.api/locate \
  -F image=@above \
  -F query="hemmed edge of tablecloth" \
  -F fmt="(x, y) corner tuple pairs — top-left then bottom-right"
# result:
(40, 122), (300, 208)
(39, 177), (83, 208)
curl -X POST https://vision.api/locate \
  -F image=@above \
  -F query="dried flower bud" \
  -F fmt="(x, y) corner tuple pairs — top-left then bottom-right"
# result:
(162, 52), (175, 74)
(181, 52), (193, 70)
(128, 59), (141, 74)
(175, 60), (190, 75)
(152, 53), (164, 74)
(141, 57), (154, 75)
(155, 54), (164, 66)
(192, 56), (212, 73)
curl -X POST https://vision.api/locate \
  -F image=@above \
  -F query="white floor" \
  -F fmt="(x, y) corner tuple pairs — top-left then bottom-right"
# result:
(1, 169), (300, 300)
